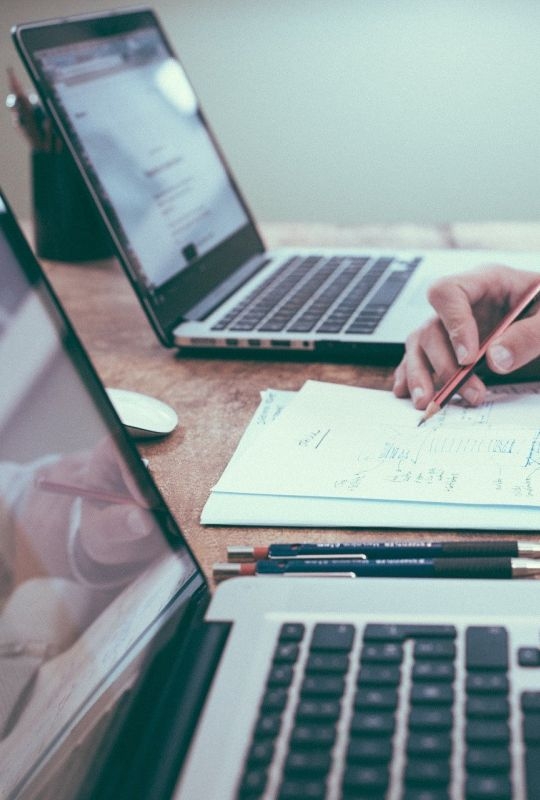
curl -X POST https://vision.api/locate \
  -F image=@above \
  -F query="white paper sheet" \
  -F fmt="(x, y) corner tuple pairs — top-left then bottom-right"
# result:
(202, 381), (540, 530)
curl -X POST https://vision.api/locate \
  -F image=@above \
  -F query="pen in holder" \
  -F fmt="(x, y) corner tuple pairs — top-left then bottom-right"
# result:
(31, 146), (114, 262)
(5, 67), (113, 262)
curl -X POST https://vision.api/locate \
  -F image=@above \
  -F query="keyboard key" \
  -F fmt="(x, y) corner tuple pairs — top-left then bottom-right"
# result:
(410, 684), (454, 706)
(465, 626), (508, 671)
(522, 691), (540, 712)
(349, 710), (395, 736)
(238, 767), (268, 797)
(357, 664), (401, 686)
(414, 640), (456, 660)
(523, 714), (540, 743)
(524, 744), (540, 798)
(261, 688), (288, 712)
(246, 739), (275, 766)
(403, 790), (450, 800)
(306, 652), (350, 674)
(279, 623), (305, 642)
(289, 723), (336, 748)
(466, 673), (509, 694)
(310, 623), (355, 651)
(295, 699), (341, 722)
(273, 642), (300, 663)
(465, 774), (512, 799)
(465, 696), (509, 719)
(284, 749), (331, 776)
(412, 662), (455, 682)
(403, 624), (456, 639)
(466, 746), (511, 772)
(361, 642), (404, 663)
(278, 778), (327, 800)
(346, 736), (393, 764)
(362, 622), (456, 643)
(342, 763), (390, 794)
(518, 646), (540, 667)
(466, 719), (510, 745)
(407, 732), (452, 757)
(267, 664), (294, 687)
(300, 674), (345, 697)
(254, 713), (282, 738)
(408, 707), (453, 731)
(405, 757), (450, 785)
(355, 687), (399, 710)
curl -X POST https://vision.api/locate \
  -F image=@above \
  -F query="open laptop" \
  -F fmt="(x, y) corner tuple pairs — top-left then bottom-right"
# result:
(12, 7), (540, 362)
(2, 187), (540, 800)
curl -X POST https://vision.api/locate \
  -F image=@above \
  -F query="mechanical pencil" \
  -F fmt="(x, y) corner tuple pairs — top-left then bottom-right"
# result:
(227, 541), (540, 562)
(214, 557), (540, 581)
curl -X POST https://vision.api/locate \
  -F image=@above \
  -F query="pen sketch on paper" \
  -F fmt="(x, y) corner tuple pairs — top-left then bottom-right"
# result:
(214, 380), (540, 508)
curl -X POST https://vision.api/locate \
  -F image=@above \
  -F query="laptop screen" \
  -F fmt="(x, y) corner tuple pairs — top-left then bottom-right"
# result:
(0, 193), (203, 799)
(14, 9), (263, 342)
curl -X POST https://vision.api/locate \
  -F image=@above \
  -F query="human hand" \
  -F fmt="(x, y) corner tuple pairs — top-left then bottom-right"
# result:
(77, 437), (164, 568)
(393, 265), (540, 409)
(23, 438), (165, 582)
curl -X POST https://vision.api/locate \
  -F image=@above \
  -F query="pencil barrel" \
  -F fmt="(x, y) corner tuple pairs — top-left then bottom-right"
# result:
(433, 558), (512, 578)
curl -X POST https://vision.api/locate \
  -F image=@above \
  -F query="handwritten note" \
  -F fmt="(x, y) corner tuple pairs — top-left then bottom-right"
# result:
(212, 380), (540, 509)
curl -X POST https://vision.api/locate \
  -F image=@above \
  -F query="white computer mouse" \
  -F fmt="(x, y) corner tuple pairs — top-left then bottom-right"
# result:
(106, 387), (178, 439)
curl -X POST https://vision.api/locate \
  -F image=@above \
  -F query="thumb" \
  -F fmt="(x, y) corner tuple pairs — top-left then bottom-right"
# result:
(80, 503), (160, 565)
(487, 314), (540, 374)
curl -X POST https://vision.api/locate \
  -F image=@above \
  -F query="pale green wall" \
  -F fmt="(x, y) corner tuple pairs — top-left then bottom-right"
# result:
(1, 0), (540, 225)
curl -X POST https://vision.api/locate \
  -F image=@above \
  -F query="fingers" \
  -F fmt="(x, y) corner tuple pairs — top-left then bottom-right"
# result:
(427, 279), (483, 366)
(429, 265), (540, 363)
(393, 317), (487, 409)
(393, 265), (540, 408)
(80, 502), (163, 565)
(86, 436), (150, 507)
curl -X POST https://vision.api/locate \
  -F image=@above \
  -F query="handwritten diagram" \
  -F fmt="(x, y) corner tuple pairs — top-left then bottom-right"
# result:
(215, 380), (540, 508)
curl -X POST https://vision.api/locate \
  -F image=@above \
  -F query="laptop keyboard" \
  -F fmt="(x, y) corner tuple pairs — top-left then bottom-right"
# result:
(211, 255), (421, 336)
(236, 621), (540, 799)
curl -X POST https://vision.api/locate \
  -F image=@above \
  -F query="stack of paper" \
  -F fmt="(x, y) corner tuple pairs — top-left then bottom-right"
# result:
(201, 380), (540, 530)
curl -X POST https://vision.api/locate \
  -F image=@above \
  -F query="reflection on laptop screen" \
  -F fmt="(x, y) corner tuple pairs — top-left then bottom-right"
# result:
(33, 26), (249, 291)
(0, 195), (201, 799)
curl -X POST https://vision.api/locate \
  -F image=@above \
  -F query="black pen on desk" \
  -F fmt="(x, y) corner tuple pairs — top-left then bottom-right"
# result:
(228, 541), (540, 562)
(418, 280), (540, 426)
(214, 557), (540, 580)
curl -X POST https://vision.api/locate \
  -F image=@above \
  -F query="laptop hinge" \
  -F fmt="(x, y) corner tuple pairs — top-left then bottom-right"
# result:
(83, 590), (231, 800)
(184, 254), (269, 321)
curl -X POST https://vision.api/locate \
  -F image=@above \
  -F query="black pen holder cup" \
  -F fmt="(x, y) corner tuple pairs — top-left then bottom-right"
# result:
(31, 148), (114, 262)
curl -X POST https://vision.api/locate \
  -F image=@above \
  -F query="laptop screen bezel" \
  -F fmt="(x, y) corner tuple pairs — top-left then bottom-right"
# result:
(12, 7), (266, 346)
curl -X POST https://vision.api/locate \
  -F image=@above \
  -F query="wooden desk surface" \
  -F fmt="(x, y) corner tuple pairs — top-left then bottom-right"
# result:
(39, 220), (540, 583)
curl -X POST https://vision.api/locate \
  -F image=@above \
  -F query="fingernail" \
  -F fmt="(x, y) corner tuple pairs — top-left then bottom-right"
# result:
(490, 344), (514, 372)
(455, 344), (469, 365)
(127, 508), (153, 536)
(411, 387), (425, 405)
(462, 386), (480, 405)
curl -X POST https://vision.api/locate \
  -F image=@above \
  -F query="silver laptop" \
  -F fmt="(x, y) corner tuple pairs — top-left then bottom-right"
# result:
(2, 186), (540, 799)
(12, 8), (540, 362)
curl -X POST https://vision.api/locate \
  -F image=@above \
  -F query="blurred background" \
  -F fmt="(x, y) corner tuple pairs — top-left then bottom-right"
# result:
(1, 0), (540, 226)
